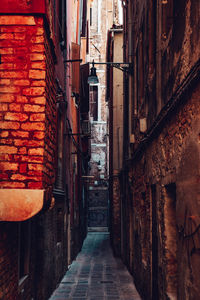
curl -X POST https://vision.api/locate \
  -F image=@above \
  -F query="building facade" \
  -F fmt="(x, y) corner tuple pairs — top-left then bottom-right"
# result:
(0, 0), (89, 299)
(86, 0), (114, 230)
(110, 0), (200, 299)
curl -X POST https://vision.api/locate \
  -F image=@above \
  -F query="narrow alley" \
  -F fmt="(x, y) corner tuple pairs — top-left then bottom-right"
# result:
(49, 232), (141, 300)
(1, 0), (200, 299)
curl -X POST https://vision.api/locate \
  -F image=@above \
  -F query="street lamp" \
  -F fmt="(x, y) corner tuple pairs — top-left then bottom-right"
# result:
(87, 60), (99, 84)
(87, 60), (132, 84)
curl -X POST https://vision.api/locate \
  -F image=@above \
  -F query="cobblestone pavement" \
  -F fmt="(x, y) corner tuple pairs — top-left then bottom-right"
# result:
(49, 232), (141, 300)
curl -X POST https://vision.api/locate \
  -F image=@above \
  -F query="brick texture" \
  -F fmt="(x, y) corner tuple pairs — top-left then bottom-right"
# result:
(0, 13), (64, 300)
(0, 15), (56, 191)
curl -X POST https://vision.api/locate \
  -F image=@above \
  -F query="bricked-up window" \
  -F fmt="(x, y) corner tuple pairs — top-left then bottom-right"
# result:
(164, 183), (177, 298)
(18, 221), (31, 284)
(89, 85), (98, 121)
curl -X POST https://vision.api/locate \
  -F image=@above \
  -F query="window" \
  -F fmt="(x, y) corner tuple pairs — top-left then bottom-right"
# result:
(86, 21), (89, 54)
(90, 7), (92, 26)
(58, 0), (66, 49)
(89, 85), (98, 121)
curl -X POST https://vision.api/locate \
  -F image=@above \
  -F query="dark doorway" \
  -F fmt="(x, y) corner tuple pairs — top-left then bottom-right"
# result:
(88, 188), (108, 230)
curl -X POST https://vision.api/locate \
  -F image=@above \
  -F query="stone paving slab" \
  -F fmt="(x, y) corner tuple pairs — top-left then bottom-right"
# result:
(49, 232), (141, 300)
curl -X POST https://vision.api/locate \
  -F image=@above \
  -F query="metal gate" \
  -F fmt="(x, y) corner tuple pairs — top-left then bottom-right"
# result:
(88, 188), (108, 230)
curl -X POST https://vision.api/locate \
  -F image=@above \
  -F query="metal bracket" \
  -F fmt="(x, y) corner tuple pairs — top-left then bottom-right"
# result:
(90, 61), (133, 74)
(111, 63), (132, 73)
(64, 59), (83, 63)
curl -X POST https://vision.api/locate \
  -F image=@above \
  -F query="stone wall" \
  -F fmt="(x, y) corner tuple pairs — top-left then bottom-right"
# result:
(119, 0), (200, 299)
(127, 87), (200, 300)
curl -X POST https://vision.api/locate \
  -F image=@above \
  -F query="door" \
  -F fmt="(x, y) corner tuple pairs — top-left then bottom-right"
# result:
(88, 188), (108, 229)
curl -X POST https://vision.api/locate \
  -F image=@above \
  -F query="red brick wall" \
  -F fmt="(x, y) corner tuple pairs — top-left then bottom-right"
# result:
(0, 15), (58, 300)
(0, 0), (45, 14)
(0, 15), (56, 191)
(43, 33), (56, 190)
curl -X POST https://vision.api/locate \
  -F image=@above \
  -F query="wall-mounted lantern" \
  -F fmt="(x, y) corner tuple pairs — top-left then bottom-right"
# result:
(87, 60), (99, 84)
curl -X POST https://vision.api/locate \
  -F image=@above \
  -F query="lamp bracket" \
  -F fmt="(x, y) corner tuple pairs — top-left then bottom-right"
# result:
(90, 61), (132, 73)
(111, 63), (131, 73)
(64, 59), (83, 63)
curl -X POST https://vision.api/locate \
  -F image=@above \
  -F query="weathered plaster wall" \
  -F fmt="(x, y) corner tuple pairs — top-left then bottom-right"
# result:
(112, 32), (123, 171)
(109, 30), (123, 256)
